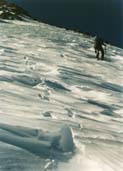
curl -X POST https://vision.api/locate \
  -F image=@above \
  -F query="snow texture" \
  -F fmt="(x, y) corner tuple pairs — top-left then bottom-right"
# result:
(0, 19), (123, 171)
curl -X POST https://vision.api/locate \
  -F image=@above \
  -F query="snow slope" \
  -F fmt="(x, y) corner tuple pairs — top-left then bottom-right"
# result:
(0, 19), (123, 171)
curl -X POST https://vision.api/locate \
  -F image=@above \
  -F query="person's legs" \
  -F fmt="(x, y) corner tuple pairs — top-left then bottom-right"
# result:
(96, 50), (100, 60)
(100, 47), (104, 60)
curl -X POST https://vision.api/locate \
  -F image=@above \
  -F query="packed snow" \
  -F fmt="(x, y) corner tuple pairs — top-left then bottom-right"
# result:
(0, 19), (123, 171)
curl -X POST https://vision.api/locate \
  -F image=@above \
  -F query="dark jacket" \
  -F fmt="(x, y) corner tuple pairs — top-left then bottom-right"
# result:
(94, 37), (106, 50)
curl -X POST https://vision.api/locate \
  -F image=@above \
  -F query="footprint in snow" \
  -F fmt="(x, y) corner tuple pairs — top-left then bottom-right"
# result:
(42, 111), (52, 118)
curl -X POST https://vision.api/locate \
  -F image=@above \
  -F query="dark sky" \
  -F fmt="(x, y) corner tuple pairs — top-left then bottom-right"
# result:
(8, 0), (123, 48)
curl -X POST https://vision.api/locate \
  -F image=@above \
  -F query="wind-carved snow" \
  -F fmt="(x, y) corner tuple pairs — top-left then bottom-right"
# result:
(0, 20), (123, 171)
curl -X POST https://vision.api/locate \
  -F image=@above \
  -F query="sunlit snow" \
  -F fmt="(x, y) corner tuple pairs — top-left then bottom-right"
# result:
(0, 19), (123, 171)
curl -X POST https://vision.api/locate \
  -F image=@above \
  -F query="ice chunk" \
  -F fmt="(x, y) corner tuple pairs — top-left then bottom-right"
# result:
(0, 123), (75, 158)
(59, 125), (75, 152)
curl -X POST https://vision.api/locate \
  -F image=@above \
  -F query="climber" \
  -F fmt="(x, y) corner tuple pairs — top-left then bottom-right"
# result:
(94, 36), (106, 60)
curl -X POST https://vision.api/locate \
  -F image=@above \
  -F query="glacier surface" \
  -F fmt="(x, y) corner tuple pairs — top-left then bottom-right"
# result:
(0, 19), (123, 171)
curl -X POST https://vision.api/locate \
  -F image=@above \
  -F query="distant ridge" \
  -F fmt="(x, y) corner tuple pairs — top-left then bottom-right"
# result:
(0, 0), (32, 20)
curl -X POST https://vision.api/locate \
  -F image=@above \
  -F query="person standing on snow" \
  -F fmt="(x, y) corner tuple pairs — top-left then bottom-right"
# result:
(94, 36), (106, 60)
